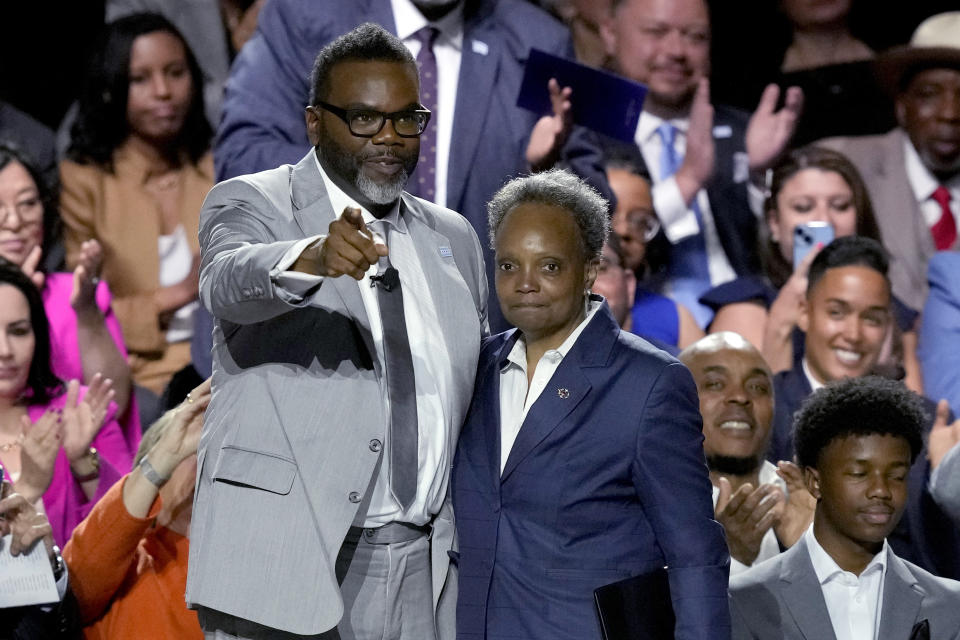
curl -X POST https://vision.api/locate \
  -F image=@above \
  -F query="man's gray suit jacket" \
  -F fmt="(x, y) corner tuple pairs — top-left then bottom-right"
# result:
(729, 535), (960, 640)
(819, 128), (959, 313)
(185, 150), (488, 635)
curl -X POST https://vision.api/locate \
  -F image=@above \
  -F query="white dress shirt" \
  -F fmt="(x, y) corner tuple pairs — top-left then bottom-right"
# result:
(805, 525), (889, 640)
(498, 300), (600, 473)
(903, 139), (960, 230)
(270, 155), (457, 528)
(391, 0), (463, 208)
(158, 224), (198, 342)
(634, 111), (737, 288)
(802, 358), (826, 393)
(711, 460), (786, 577)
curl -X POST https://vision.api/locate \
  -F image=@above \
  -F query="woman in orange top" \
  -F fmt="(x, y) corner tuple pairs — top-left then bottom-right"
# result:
(63, 379), (210, 639)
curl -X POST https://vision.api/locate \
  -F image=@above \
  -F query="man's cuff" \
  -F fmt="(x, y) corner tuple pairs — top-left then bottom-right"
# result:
(271, 235), (325, 297)
(728, 555), (752, 577)
(653, 176), (700, 243)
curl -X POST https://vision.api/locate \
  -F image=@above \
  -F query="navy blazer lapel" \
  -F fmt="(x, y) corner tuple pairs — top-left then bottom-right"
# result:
(499, 305), (616, 484)
(878, 553), (924, 640)
(289, 151), (375, 361)
(447, 9), (501, 211)
(779, 539), (839, 640)
(482, 333), (517, 489)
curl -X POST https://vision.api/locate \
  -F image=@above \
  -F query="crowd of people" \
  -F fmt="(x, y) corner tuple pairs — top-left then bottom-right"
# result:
(1, 0), (960, 638)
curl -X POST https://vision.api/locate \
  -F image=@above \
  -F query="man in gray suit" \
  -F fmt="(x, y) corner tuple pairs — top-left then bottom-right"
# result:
(819, 12), (960, 314)
(729, 376), (960, 640)
(185, 23), (487, 639)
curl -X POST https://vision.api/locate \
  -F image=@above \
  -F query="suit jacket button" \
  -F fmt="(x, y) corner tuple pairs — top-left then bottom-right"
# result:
(348, 491), (362, 503)
(369, 439), (382, 452)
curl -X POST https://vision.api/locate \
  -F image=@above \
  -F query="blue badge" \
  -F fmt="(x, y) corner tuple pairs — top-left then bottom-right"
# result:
(439, 246), (453, 258)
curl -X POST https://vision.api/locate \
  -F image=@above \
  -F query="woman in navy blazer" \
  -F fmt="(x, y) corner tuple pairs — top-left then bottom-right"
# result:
(452, 169), (731, 640)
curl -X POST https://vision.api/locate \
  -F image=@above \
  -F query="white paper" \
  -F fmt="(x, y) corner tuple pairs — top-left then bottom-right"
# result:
(0, 533), (59, 607)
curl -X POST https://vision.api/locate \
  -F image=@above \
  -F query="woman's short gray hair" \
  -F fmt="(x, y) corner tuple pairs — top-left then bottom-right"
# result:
(487, 169), (610, 259)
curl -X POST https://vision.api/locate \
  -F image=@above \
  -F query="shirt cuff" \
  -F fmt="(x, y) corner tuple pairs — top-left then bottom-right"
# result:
(748, 182), (766, 219)
(728, 555), (752, 577)
(653, 176), (700, 243)
(55, 562), (68, 600)
(271, 235), (325, 297)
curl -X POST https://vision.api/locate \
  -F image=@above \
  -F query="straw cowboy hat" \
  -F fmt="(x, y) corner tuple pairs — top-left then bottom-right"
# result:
(875, 12), (960, 94)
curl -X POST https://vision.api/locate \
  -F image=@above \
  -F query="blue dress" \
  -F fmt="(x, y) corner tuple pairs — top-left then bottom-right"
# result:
(631, 287), (680, 351)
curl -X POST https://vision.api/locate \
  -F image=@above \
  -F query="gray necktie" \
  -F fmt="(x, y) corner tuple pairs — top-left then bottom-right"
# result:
(371, 224), (418, 509)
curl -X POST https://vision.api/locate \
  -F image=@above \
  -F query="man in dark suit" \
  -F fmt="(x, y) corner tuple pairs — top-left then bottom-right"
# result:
(452, 169), (730, 640)
(213, 0), (610, 331)
(186, 25), (487, 639)
(730, 376), (960, 640)
(600, 0), (803, 327)
(769, 236), (960, 580)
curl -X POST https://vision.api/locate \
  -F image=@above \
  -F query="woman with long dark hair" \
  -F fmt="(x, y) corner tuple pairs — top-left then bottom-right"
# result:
(61, 13), (213, 395)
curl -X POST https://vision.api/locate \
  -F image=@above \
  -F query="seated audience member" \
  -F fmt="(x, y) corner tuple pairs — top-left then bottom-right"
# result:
(770, 236), (960, 579)
(453, 169), (730, 640)
(0, 142), (138, 447)
(0, 477), (80, 638)
(601, 0), (803, 327)
(819, 12), (960, 314)
(703, 145), (921, 390)
(680, 332), (814, 577)
(61, 13), (213, 395)
(730, 376), (960, 640)
(213, 0), (612, 332)
(63, 379), (210, 640)
(0, 261), (134, 547)
(919, 252), (960, 416)
(606, 154), (703, 348)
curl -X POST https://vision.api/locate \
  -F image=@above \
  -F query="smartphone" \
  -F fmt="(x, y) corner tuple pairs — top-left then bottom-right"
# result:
(793, 222), (834, 270)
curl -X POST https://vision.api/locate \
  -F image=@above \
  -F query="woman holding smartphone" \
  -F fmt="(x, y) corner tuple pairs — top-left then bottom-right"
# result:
(700, 145), (922, 392)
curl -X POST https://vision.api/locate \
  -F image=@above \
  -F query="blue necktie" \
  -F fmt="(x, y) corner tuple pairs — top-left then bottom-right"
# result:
(657, 123), (714, 328)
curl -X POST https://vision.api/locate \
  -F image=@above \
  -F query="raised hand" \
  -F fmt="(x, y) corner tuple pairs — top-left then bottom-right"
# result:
(295, 207), (388, 279)
(70, 239), (104, 314)
(929, 400), (960, 470)
(525, 78), (574, 172)
(60, 378), (114, 463)
(746, 84), (803, 172)
(15, 411), (63, 503)
(0, 479), (55, 558)
(148, 378), (212, 480)
(20, 245), (45, 289)
(774, 461), (816, 548)
(715, 477), (784, 566)
(674, 78), (714, 207)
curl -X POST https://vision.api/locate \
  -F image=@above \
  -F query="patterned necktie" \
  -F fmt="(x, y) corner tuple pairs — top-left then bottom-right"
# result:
(371, 224), (419, 509)
(408, 27), (439, 202)
(931, 186), (957, 251)
(656, 122), (713, 327)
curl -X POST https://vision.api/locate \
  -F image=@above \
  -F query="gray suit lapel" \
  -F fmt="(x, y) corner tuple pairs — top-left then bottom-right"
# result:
(289, 151), (376, 365)
(878, 553), (923, 640)
(780, 539), (839, 640)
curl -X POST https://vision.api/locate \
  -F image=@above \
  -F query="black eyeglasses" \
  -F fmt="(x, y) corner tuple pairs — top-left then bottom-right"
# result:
(314, 101), (431, 138)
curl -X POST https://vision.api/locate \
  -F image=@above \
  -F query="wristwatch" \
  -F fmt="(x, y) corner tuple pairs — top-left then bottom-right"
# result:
(71, 447), (100, 483)
(138, 455), (169, 488)
(50, 544), (65, 581)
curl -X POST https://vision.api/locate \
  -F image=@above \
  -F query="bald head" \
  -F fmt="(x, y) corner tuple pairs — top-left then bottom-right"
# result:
(681, 332), (775, 475)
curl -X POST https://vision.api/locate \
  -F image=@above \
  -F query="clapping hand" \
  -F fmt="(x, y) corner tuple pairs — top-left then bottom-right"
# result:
(715, 477), (784, 566)
(20, 245), (45, 289)
(147, 378), (212, 480)
(526, 78), (574, 172)
(70, 239), (103, 314)
(774, 461), (816, 548)
(0, 478), (55, 558)
(746, 84), (803, 172)
(674, 78), (715, 206)
(14, 410), (63, 504)
(929, 400), (960, 470)
(61, 376), (114, 464)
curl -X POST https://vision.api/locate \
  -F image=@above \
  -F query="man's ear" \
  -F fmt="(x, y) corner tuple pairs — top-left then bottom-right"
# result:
(803, 466), (822, 500)
(305, 106), (322, 147)
(798, 297), (810, 333)
(894, 95), (907, 129)
(599, 14), (618, 60)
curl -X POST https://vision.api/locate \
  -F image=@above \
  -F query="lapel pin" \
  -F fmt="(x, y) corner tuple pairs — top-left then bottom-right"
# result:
(439, 246), (452, 257)
(472, 40), (489, 56)
(557, 388), (570, 399)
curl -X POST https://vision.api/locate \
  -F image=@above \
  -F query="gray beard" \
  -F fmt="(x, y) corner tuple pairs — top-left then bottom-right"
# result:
(355, 165), (409, 205)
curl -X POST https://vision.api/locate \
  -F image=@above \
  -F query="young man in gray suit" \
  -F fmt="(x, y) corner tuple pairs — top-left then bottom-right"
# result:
(185, 23), (487, 640)
(729, 376), (960, 640)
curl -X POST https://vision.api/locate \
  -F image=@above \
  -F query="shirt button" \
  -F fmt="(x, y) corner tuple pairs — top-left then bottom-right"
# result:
(348, 491), (362, 503)
(369, 439), (382, 452)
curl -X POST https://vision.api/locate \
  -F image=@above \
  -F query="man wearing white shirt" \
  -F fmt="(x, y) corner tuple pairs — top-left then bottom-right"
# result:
(187, 25), (487, 639)
(600, 0), (803, 327)
(729, 376), (960, 640)
(820, 12), (960, 314)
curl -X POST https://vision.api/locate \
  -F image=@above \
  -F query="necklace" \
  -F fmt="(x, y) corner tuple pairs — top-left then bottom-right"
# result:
(0, 433), (24, 452)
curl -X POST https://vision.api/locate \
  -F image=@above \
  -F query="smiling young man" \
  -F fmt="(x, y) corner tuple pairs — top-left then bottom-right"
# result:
(452, 169), (729, 640)
(729, 376), (960, 640)
(187, 23), (488, 640)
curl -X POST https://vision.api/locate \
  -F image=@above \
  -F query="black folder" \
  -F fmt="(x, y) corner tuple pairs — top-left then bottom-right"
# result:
(593, 567), (675, 640)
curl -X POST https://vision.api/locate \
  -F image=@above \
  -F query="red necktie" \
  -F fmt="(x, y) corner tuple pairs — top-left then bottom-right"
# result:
(931, 186), (957, 250)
